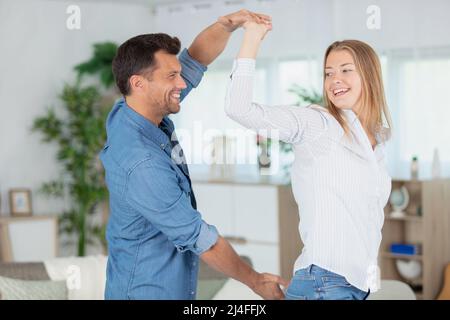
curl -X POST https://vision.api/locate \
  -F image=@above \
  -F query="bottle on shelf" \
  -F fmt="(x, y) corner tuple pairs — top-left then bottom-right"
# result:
(431, 148), (441, 179)
(411, 156), (419, 180)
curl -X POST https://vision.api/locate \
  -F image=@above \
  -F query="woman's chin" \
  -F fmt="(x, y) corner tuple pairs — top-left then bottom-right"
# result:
(333, 104), (353, 110)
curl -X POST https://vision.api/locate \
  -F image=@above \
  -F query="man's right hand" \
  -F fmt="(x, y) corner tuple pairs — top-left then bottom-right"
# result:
(251, 272), (289, 300)
(200, 236), (288, 300)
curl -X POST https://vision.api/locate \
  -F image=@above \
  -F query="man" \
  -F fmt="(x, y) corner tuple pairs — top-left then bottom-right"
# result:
(100, 10), (287, 300)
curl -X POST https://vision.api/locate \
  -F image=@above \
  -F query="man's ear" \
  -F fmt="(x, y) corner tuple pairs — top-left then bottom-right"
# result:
(129, 75), (144, 93)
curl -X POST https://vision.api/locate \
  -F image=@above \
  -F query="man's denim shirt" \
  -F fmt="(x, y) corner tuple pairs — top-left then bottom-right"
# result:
(100, 49), (219, 300)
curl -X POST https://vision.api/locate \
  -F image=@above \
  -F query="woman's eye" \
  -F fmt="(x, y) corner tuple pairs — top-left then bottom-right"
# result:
(325, 72), (332, 77)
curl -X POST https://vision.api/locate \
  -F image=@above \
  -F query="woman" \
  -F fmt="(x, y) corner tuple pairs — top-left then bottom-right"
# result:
(225, 21), (393, 300)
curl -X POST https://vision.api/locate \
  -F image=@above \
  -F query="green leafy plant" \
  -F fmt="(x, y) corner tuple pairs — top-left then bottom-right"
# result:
(288, 84), (324, 106)
(32, 42), (118, 256)
(74, 42), (118, 88)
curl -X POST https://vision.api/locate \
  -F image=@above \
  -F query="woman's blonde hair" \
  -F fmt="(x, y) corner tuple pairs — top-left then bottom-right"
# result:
(322, 40), (392, 141)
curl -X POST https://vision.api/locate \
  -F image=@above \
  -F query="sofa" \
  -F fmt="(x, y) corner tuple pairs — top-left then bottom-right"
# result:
(0, 255), (415, 300)
(0, 255), (253, 300)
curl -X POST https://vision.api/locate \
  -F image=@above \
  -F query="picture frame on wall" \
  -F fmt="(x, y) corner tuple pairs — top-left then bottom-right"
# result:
(9, 189), (32, 217)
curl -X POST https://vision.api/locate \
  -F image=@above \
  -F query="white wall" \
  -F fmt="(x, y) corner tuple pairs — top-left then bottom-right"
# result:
(0, 0), (154, 216)
(1, 0), (450, 216)
(153, 0), (336, 60)
(333, 0), (450, 51)
(153, 0), (450, 60)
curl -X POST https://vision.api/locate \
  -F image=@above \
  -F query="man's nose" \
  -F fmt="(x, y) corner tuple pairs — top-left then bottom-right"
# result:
(177, 76), (187, 90)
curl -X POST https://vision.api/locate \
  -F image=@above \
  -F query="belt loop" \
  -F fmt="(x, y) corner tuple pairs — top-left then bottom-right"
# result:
(363, 289), (371, 300)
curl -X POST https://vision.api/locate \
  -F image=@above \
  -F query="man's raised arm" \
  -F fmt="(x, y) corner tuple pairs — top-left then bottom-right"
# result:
(187, 9), (271, 66)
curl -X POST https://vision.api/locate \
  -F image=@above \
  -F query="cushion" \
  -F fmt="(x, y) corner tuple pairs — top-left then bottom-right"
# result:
(43, 255), (107, 300)
(0, 275), (67, 300)
(367, 280), (416, 300)
(0, 262), (50, 280)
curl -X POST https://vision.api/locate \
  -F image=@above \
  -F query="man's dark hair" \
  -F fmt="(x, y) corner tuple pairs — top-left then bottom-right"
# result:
(112, 33), (181, 96)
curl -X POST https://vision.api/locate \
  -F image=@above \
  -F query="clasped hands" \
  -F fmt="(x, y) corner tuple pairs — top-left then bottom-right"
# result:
(218, 9), (272, 39)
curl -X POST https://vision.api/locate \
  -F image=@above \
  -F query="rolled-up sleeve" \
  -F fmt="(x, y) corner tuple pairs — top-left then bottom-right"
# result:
(179, 48), (207, 100)
(125, 158), (218, 255)
(225, 58), (328, 145)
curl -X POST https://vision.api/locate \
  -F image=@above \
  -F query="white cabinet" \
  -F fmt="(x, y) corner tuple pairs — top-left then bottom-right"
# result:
(193, 181), (301, 279)
(194, 184), (235, 238)
(233, 242), (280, 275)
(0, 215), (58, 262)
(233, 185), (279, 243)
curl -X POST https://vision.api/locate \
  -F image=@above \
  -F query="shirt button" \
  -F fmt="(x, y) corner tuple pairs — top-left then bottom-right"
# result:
(191, 291), (195, 295)
(160, 143), (165, 148)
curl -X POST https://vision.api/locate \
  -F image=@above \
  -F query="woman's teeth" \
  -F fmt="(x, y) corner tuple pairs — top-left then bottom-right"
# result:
(333, 88), (349, 96)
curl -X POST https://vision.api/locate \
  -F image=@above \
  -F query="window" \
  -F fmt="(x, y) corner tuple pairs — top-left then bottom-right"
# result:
(399, 58), (450, 161)
(172, 50), (450, 179)
(172, 66), (267, 173)
(386, 49), (450, 178)
(277, 59), (321, 105)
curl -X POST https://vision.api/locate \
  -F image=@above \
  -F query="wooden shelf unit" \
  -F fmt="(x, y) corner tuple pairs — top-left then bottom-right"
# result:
(380, 179), (450, 300)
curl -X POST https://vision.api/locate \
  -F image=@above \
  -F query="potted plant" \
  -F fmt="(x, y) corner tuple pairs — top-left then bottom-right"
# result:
(32, 42), (118, 256)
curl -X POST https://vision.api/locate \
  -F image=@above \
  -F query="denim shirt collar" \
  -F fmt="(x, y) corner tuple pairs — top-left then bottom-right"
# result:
(120, 97), (173, 152)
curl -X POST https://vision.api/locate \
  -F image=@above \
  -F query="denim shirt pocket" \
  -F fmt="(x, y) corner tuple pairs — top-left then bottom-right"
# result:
(179, 179), (192, 199)
(173, 167), (191, 195)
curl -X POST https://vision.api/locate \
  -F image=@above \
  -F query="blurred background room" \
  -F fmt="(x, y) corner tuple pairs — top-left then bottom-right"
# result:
(0, 0), (449, 300)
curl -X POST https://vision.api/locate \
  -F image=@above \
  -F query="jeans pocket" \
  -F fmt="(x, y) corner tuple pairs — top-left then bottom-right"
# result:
(293, 267), (315, 281)
(285, 292), (307, 300)
(286, 282), (308, 300)
(321, 276), (353, 289)
(286, 276), (315, 300)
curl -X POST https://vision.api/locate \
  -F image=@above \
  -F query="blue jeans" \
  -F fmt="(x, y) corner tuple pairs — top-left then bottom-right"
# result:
(285, 264), (370, 300)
